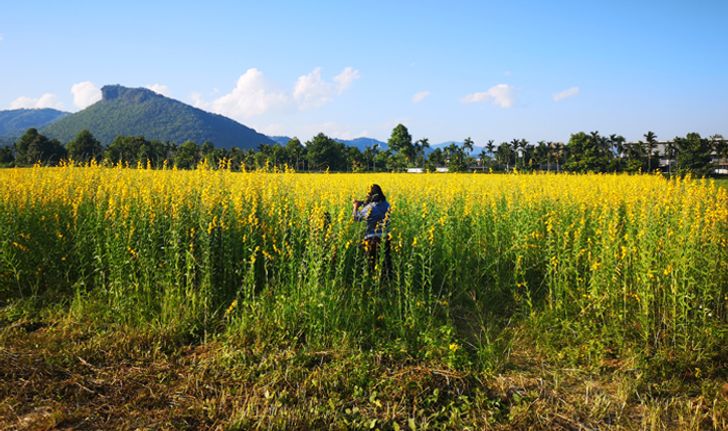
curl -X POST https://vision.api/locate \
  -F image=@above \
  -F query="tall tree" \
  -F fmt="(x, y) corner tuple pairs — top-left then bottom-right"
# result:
(346, 146), (365, 172)
(0, 145), (15, 166)
(509, 138), (521, 168)
(373, 147), (391, 172)
(664, 140), (677, 175)
(644, 131), (658, 171)
(485, 140), (496, 156)
(426, 148), (445, 171)
(445, 143), (467, 172)
(563, 131), (613, 173)
(285, 137), (305, 171)
(415, 138), (430, 168)
(462, 137), (474, 154)
(674, 132), (713, 176)
(608, 134), (626, 170)
(535, 141), (548, 169)
(104, 135), (151, 166)
(306, 133), (347, 171)
(66, 129), (103, 163)
(387, 124), (414, 164)
(552, 142), (565, 172)
(14, 128), (67, 166)
(174, 140), (200, 169)
(363, 144), (380, 171)
(495, 142), (514, 171)
(477, 148), (488, 167)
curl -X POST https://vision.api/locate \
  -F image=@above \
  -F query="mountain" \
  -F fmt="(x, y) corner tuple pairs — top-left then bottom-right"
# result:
(427, 141), (487, 156)
(0, 108), (69, 138)
(335, 137), (388, 151)
(269, 136), (292, 145)
(267, 135), (388, 151)
(43, 85), (273, 149)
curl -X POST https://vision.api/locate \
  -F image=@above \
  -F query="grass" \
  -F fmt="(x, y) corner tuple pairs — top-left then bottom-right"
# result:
(1, 166), (727, 429)
(2, 314), (726, 430)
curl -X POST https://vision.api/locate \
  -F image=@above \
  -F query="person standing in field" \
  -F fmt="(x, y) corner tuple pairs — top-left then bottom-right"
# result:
(353, 184), (391, 277)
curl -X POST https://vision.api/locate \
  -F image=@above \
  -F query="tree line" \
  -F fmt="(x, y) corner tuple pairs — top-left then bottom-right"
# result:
(1, 125), (726, 176)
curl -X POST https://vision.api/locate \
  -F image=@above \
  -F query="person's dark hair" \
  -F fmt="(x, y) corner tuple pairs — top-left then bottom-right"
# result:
(367, 184), (385, 203)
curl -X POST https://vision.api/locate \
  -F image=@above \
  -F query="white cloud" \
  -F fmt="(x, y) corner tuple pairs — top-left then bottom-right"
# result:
(412, 90), (430, 103)
(553, 86), (580, 102)
(199, 68), (289, 120)
(461, 84), (514, 108)
(294, 122), (370, 141)
(294, 66), (360, 109)
(333, 67), (360, 94)
(190, 92), (204, 107)
(0, 34), (4, 43)
(193, 66), (360, 120)
(70, 81), (101, 109)
(10, 93), (64, 110)
(259, 123), (288, 136)
(146, 83), (170, 97)
(293, 68), (332, 109)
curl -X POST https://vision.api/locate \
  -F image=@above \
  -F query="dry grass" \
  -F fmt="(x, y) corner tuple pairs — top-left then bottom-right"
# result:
(2, 319), (726, 430)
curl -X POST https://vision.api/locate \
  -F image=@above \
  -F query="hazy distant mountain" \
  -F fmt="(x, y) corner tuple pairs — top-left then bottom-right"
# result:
(336, 137), (388, 151)
(267, 135), (388, 151)
(428, 141), (487, 155)
(269, 136), (293, 145)
(430, 141), (463, 150)
(0, 108), (69, 138)
(43, 85), (273, 149)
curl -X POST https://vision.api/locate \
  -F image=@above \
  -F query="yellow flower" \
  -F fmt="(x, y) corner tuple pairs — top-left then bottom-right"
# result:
(225, 299), (238, 317)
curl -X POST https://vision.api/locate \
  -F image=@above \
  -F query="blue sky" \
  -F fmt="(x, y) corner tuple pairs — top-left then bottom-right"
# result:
(1, 1), (727, 143)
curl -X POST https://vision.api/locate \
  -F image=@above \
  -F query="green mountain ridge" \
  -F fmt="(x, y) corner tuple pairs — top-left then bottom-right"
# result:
(0, 108), (69, 138)
(42, 85), (273, 149)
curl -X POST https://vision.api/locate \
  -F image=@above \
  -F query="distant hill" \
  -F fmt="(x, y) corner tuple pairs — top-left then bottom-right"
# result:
(269, 136), (293, 145)
(0, 108), (69, 138)
(428, 141), (487, 156)
(268, 135), (491, 156)
(268, 135), (388, 151)
(336, 137), (388, 151)
(430, 141), (463, 150)
(43, 85), (273, 149)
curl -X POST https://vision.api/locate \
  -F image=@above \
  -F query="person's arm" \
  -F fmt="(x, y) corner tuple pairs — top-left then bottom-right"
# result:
(353, 201), (369, 221)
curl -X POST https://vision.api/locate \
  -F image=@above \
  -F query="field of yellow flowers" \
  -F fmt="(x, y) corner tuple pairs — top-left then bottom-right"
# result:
(1, 164), (727, 429)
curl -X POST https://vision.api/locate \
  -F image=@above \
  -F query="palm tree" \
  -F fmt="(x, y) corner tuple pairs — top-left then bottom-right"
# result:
(478, 148), (488, 168)
(609, 134), (625, 171)
(644, 131), (658, 171)
(664, 140), (676, 175)
(509, 138), (521, 168)
(535, 141), (548, 170)
(553, 142), (565, 172)
(486, 140), (495, 156)
(497, 142), (514, 171)
(462, 137), (474, 154)
(371, 143), (380, 171)
(546, 141), (555, 171)
(416, 138), (430, 168)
